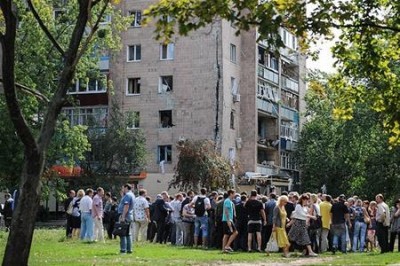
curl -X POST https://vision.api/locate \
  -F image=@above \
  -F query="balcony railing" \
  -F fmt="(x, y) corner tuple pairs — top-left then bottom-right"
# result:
(257, 164), (279, 176)
(257, 98), (278, 116)
(258, 65), (279, 84)
(281, 107), (299, 122)
(282, 76), (299, 93)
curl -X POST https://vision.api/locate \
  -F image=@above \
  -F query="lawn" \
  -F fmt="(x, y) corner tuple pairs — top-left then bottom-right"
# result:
(0, 229), (399, 265)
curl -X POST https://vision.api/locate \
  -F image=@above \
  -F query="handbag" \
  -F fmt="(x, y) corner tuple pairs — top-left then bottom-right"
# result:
(309, 216), (322, 230)
(112, 222), (130, 237)
(265, 233), (279, 253)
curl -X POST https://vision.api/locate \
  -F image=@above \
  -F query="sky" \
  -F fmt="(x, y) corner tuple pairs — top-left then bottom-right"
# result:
(307, 39), (337, 73)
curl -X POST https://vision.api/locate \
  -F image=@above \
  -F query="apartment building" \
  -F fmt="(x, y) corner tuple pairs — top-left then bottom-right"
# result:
(58, 1), (305, 196)
(108, 1), (306, 196)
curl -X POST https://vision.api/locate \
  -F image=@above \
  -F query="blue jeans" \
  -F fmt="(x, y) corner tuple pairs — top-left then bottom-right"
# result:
(352, 221), (367, 252)
(331, 223), (347, 253)
(80, 212), (94, 241)
(120, 217), (133, 253)
(194, 216), (209, 238)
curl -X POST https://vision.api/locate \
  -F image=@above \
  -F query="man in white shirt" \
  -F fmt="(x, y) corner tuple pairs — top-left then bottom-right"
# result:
(376, 193), (390, 253)
(92, 187), (105, 243)
(170, 193), (183, 245)
(80, 189), (94, 242)
(134, 189), (150, 241)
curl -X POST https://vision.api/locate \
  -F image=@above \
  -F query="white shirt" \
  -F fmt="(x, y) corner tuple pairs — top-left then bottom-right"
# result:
(170, 199), (182, 220)
(292, 204), (308, 220)
(133, 196), (149, 221)
(79, 195), (93, 213)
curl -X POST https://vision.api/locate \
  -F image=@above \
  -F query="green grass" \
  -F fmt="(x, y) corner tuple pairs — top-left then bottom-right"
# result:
(0, 229), (399, 265)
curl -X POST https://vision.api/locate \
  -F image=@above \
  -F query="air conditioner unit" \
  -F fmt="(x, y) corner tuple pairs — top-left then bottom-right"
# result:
(233, 94), (241, 102)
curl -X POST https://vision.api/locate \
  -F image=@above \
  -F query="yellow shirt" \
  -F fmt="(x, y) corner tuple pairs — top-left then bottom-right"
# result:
(319, 201), (332, 229)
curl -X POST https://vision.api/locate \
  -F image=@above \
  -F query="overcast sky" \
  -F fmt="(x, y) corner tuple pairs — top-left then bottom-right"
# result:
(307, 39), (337, 73)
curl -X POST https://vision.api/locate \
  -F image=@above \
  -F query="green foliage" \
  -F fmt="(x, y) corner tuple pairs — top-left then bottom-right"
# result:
(82, 103), (147, 176)
(296, 72), (400, 200)
(171, 139), (231, 191)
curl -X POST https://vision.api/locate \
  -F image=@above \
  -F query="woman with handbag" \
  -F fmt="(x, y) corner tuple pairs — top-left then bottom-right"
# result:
(272, 195), (290, 258)
(288, 194), (318, 257)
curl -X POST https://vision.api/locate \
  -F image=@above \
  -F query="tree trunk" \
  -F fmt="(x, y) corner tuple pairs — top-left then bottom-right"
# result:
(2, 150), (44, 266)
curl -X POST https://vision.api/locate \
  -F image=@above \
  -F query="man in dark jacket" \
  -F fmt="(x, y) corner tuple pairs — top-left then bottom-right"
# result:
(64, 190), (75, 238)
(2, 193), (14, 232)
(153, 192), (172, 244)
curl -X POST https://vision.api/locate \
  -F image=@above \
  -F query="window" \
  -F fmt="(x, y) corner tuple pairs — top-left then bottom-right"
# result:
(158, 145), (172, 163)
(68, 75), (107, 94)
(127, 45), (141, 62)
(230, 111), (235, 129)
(127, 78), (141, 95)
(54, 8), (64, 20)
(100, 14), (112, 24)
(231, 77), (238, 94)
(281, 151), (297, 170)
(129, 10), (142, 27)
(159, 110), (173, 128)
(230, 44), (237, 63)
(228, 147), (236, 166)
(127, 111), (140, 129)
(160, 43), (175, 60)
(158, 76), (173, 93)
(280, 28), (297, 50)
(62, 107), (108, 127)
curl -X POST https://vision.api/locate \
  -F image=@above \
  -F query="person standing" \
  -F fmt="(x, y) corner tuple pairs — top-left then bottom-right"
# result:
(375, 194), (390, 253)
(389, 199), (400, 252)
(222, 189), (238, 253)
(80, 189), (94, 242)
(352, 199), (368, 252)
(263, 193), (277, 250)
(245, 190), (266, 252)
(330, 194), (351, 254)
(2, 193), (13, 232)
(273, 195), (290, 257)
(191, 188), (211, 249)
(118, 184), (135, 254)
(134, 189), (150, 242)
(288, 194), (318, 257)
(319, 194), (332, 252)
(64, 190), (75, 238)
(92, 187), (105, 243)
(170, 193), (183, 245)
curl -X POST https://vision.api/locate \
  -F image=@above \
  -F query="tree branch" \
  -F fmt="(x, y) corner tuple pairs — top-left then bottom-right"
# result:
(0, 0), (37, 151)
(0, 78), (50, 103)
(75, 0), (110, 64)
(331, 22), (400, 32)
(37, 0), (92, 153)
(26, 0), (66, 57)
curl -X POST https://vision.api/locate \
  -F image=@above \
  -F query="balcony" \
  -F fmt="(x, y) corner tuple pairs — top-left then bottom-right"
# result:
(282, 76), (299, 93)
(257, 164), (279, 176)
(281, 107), (299, 122)
(258, 65), (279, 84)
(257, 98), (278, 117)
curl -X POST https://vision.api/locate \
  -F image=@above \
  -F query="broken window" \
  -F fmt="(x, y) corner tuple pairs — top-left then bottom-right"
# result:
(127, 78), (141, 95)
(158, 145), (172, 163)
(159, 110), (173, 128)
(159, 76), (173, 93)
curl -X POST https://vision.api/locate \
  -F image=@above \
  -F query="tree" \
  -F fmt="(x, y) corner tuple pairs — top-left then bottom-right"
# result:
(83, 103), (147, 176)
(0, 0), (129, 264)
(144, 0), (400, 145)
(296, 71), (400, 199)
(170, 139), (232, 191)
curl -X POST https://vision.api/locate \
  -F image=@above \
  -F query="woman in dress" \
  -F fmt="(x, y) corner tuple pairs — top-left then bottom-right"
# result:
(366, 201), (377, 251)
(288, 194), (318, 257)
(273, 195), (290, 257)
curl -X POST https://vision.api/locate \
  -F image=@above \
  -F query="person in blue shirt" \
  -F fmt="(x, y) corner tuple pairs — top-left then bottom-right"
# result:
(222, 189), (238, 253)
(118, 184), (135, 254)
(262, 193), (277, 250)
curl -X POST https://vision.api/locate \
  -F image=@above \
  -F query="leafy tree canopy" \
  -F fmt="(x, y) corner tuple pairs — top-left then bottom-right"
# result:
(171, 139), (232, 191)
(297, 71), (400, 200)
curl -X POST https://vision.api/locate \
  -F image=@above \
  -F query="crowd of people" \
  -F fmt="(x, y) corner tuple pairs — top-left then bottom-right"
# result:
(63, 184), (400, 256)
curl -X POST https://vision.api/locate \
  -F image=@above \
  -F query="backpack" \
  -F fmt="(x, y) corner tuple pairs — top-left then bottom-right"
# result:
(194, 197), (206, 216)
